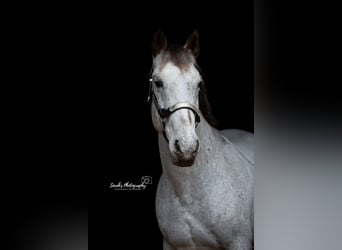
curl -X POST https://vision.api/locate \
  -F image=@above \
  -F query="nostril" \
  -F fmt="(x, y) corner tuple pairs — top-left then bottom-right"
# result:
(175, 140), (182, 153)
(195, 140), (199, 152)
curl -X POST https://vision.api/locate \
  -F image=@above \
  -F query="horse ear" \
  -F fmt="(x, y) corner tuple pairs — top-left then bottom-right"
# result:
(184, 30), (200, 57)
(152, 30), (167, 57)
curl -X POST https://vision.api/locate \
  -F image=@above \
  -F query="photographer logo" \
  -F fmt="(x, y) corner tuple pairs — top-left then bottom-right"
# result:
(110, 176), (152, 191)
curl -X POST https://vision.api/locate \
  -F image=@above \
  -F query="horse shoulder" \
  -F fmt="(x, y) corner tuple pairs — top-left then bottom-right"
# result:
(220, 129), (254, 165)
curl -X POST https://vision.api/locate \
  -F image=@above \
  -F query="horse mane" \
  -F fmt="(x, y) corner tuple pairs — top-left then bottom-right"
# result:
(198, 80), (219, 128)
(160, 45), (219, 128)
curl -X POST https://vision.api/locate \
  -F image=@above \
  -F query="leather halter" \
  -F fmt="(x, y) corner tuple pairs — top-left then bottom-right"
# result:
(148, 77), (201, 141)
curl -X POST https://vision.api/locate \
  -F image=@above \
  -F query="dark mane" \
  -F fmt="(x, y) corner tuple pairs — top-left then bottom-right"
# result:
(160, 45), (219, 128)
(198, 81), (219, 128)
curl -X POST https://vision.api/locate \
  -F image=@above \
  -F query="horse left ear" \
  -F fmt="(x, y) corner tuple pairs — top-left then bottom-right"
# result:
(152, 30), (167, 57)
(184, 30), (200, 57)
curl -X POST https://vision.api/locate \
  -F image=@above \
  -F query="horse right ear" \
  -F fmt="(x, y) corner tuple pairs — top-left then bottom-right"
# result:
(184, 30), (200, 58)
(152, 30), (167, 57)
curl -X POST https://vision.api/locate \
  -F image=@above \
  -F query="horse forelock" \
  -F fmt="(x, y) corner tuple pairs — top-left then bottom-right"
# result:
(155, 45), (195, 72)
(153, 45), (218, 128)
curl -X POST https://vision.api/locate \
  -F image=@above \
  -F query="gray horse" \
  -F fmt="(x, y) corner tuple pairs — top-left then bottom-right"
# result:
(149, 30), (254, 250)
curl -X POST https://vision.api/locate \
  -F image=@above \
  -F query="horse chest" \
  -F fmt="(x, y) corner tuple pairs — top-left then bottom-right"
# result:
(161, 201), (223, 247)
(156, 175), (238, 248)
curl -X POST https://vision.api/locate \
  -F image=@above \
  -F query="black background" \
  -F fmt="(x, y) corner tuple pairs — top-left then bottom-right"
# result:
(3, 3), (253, 250)
(4, 2), (342, 250)
(88, 3), (253, 249)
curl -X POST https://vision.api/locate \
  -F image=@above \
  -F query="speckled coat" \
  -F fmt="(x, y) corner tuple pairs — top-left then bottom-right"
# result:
(156, 116), (254, 250)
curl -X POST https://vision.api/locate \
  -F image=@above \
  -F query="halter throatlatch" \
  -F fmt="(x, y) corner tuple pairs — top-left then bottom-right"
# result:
(148, 77), (201, 141)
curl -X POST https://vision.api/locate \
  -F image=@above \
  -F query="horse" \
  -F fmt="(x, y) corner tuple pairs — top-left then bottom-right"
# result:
(149, 30), (254, 250)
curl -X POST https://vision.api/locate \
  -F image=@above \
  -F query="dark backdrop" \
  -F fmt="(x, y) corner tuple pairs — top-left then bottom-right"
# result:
(87, 3), (253, 249)
(6, 2), (342, 250)
(3, 3), (252, 250)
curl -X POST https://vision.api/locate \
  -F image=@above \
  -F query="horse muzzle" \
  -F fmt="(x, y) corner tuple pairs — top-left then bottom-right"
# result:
(170, 139), (199, 167)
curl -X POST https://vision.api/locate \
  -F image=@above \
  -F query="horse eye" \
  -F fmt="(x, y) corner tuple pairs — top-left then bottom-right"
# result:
(154, 80), (163, 88)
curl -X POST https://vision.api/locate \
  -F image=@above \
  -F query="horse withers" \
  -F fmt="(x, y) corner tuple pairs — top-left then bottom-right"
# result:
(149, 30), (254, 250)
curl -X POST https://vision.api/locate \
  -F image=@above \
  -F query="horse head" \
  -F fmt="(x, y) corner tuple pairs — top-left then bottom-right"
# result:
(150, 30), (202, 167)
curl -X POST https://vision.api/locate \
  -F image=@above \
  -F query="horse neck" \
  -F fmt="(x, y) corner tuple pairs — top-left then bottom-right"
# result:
(158, 114), (229, 198)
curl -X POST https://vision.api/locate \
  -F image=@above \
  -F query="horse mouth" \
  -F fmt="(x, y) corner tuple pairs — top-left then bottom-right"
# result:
(171, 156), (195, 167)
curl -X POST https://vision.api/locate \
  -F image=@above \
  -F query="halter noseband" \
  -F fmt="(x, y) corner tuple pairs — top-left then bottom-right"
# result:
(148, 77), (201, 141)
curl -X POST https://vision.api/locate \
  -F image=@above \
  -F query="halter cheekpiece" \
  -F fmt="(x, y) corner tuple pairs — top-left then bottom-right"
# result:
(148, 76), (201, 141)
